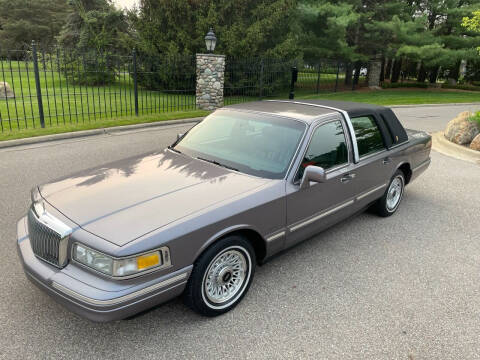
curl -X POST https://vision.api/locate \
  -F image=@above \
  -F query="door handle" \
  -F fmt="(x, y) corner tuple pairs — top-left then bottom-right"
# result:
(340, 173), (356, 183)
(382, 157), (391, 165)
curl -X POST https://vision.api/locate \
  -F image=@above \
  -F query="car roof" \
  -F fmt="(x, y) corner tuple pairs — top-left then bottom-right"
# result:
(225, 101), (337, 123)
(226, 100), (388, 124)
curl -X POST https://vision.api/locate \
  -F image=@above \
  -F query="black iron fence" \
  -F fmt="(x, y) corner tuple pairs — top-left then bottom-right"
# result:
(0, 42), (369, 133)
(294, 60), (368, 95)
(0, 44), (196, 132)
(224, 58), (292, 105)
(224, 58), (368, 106)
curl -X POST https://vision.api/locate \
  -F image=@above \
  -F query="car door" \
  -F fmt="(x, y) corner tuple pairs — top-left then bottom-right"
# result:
(348, 114), (395, 206)
(285, 118), (359, 247)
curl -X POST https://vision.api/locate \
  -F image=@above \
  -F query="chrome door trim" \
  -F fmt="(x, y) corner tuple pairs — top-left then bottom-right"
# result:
(412, 158), (431, 172)
(358, 149), (388, 162)
(51, 271), (188, 307)
(266, 100), (360, 163)
(288, 199), (355, 232)
(265, 230), (286, 242)
(387, 141), (409, 150)
(356, 183), (388, 201)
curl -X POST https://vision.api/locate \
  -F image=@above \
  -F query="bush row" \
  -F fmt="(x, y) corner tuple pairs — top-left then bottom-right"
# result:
(381, 82), (428, 89)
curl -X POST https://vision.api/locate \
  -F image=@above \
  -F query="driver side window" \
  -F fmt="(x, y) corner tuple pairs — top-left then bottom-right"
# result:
(297, 120), (348, 179)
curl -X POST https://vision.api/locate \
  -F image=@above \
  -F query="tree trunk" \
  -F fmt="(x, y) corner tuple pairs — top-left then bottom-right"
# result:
(380, 56), (385, 82)
(385, 58), (393, 80)
(429, 66), (439, 84)
(391, 58), (402, 83)
(345, 63), (352, 85)
(417, 62), (427, 83)
(353, 61), (361, 86)
(447, 60), (461, 84)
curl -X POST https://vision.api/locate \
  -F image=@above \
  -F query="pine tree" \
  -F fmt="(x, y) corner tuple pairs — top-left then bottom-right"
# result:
(0, 0), (70, 50)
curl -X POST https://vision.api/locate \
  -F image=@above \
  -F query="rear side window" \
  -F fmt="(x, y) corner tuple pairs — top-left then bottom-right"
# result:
(297, 120), (348, 179)
(350, 116), (385, 157)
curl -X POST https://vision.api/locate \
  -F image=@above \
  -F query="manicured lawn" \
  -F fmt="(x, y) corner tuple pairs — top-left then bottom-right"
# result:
(0, 110), (209, 142)
(296, 88), (480, 105)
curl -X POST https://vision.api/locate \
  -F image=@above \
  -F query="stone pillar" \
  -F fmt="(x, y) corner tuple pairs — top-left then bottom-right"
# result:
(196, 54), (225, 110)
(368, 56), (382, 89)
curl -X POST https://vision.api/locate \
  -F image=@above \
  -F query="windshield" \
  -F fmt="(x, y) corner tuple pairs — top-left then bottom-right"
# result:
(174, 110), (306, 179)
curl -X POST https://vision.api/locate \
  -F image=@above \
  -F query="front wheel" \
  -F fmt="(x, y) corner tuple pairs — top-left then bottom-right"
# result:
(372, 170), (405, 217)
(184, 235), (255, 316)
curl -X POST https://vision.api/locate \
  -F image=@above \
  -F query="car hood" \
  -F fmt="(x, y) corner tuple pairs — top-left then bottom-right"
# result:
(39, 149), (268, 246)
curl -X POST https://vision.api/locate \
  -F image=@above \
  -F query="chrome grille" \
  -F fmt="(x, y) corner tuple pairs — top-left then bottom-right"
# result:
(27, 209), (69, 268)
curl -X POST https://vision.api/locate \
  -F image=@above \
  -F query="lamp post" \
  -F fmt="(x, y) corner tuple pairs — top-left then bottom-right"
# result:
(197, 27), (224, 111)
(204, 28), (217, 53)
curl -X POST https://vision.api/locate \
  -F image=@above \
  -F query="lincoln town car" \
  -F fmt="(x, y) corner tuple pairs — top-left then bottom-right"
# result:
(17, 100), (431, 321)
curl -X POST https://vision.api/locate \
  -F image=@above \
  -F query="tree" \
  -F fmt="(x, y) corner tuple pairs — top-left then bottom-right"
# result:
(463, 10), (480, 52)
(296, 1), (359, 62)
(129, 0), (298, 59)
(0, 0), (70, 50)
(57, 0), (129, 85)
(398, 0), (480, 83)
(58, 0), (129, 54)
(462, 10), (480, 81)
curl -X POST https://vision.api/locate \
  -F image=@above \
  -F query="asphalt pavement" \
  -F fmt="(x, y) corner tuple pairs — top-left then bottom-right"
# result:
(1, 103), (480, 359)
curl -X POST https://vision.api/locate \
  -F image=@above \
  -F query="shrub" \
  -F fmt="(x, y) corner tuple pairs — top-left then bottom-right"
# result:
(134, 55), (196, 92)
(470, 111), (480, 128)
(441, 83), (480, 91)
(60, 52), (119, 86)
(381, 82), (428, 89)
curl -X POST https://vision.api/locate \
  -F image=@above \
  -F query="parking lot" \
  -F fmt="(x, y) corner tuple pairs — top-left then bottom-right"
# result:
(1, 104), (480, 359)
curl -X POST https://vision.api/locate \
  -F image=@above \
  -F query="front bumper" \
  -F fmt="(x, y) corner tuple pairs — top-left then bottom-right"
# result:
(17, 216), (192, 322)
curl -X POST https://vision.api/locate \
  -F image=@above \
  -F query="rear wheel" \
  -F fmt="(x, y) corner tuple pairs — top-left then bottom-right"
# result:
(372, 170), (405, 217)
(184, 235), (255, 316)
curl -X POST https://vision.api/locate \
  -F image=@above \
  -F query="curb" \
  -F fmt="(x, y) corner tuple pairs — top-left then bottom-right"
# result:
(0, 117), (203, 149)
(390, 102), (480, 109)
(431, 131), (480, 165)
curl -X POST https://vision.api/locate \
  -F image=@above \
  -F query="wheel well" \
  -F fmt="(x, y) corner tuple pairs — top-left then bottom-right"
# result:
(398, 163), (412, 184)
(219, 229), (267, 265)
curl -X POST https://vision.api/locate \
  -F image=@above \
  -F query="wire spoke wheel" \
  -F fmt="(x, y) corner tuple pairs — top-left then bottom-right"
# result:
(386, 175), (404, 211)
(203, 248), (248, 305)
(184, 236), (255, 316)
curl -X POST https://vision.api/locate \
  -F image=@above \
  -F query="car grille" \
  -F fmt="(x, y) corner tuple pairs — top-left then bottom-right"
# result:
(27, 209), (69, 268)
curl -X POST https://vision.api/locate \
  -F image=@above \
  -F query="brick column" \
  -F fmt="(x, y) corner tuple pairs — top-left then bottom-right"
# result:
(196, 53), (225, 110)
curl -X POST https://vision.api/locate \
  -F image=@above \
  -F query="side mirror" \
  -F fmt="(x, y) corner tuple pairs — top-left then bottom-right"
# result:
(300, 165), (326, 189)
(177, 133), (184, 141)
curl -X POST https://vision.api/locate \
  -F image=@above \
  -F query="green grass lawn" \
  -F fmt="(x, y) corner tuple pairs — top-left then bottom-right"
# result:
(297, 88), (480, 105)
(0, 110), (210, 142)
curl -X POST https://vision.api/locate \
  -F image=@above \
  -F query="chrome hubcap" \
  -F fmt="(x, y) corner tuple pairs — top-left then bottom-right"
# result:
(386, 176), (403, 211)
(204, 249), (247, 304)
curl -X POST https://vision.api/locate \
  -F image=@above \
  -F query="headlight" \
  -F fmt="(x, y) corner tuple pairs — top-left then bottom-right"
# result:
(73, 243), (171, 278)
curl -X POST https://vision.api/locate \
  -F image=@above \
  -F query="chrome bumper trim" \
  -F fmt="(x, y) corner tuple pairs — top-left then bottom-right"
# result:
(356, 183), (388, 201)
(51, 272), (188, 307)
(289, 199), (355, 232)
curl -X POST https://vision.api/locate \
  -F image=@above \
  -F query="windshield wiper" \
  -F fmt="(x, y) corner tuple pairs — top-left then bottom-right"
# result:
(168, 146), (182, 154)
(197, 157), (239, 172)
